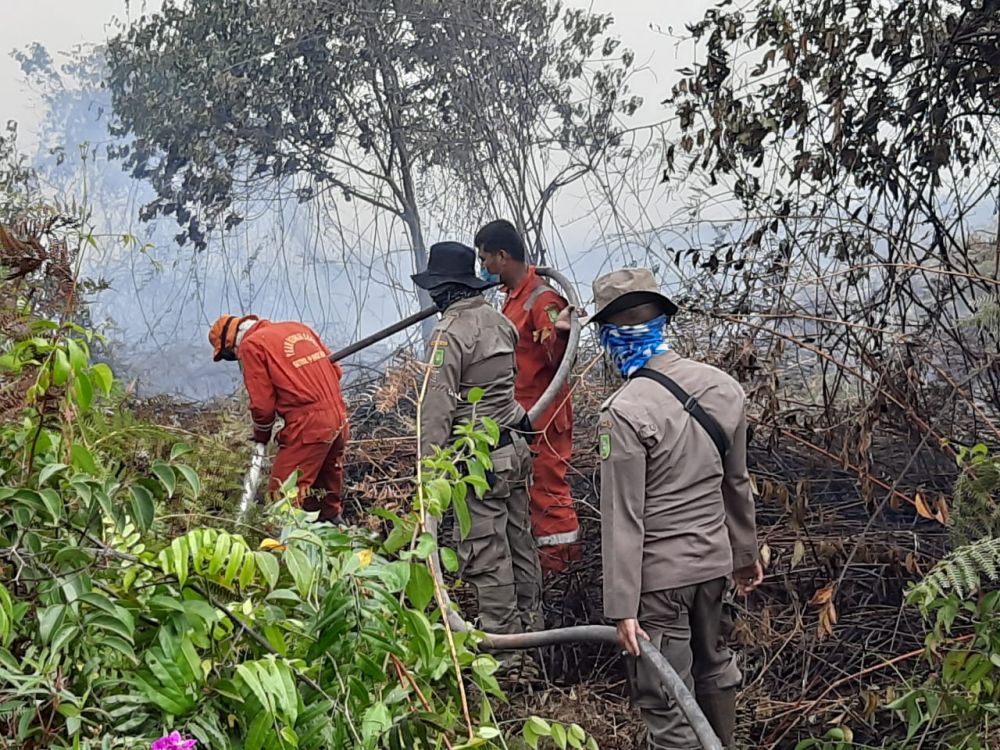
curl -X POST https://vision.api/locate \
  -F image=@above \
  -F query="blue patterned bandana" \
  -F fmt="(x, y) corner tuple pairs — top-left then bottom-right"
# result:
(599, 315), (671, 378)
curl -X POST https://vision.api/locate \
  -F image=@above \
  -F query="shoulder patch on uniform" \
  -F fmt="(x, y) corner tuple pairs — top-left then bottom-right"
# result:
(545, 304), (559, 323)
(431, 347), (445, 367)
(599, 433), (611, 460)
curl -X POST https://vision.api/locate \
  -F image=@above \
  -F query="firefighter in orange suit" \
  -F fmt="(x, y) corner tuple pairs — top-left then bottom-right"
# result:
(475, 220), (581, 575)
(209, 314), (350, 523)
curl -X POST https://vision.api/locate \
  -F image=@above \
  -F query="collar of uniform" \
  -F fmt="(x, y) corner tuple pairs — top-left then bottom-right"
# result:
(642, 349), (681, 371)
(443, 295), (487, 315)
(503, 265), (540, 302)
(238, 318), (268, 348)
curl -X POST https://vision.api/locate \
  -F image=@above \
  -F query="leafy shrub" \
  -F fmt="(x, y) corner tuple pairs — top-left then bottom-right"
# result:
(0, 313), (599, 749)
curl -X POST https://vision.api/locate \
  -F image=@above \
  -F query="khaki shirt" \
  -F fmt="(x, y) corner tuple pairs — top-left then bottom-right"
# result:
(420, 296), (527, 455)
(598, 351), (758, 620)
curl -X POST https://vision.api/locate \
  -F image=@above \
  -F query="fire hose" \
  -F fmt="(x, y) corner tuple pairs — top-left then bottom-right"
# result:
(238, 268), (722, 750)
(422, 268), (723, 750)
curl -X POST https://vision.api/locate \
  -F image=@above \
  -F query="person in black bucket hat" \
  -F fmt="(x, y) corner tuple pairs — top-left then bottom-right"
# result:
(413, 241), (544, 676)
(412, 241), (494, 290)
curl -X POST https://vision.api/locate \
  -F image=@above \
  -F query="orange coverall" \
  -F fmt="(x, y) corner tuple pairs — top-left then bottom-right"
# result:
(502, 266), (580, 574)
(239, 320), (350, 522)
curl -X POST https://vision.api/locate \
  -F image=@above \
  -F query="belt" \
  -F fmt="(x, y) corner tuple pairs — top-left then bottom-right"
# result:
(497, 414), (532, 449)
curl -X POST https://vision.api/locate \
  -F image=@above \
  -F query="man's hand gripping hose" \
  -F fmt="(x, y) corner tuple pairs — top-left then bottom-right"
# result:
(231, 268), (723, 749)
(427, 268), (724, 750)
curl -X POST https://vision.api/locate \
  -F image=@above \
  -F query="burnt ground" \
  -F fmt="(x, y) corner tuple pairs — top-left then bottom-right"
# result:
(339, 364), (952, 750)
(129, 360), (952, 750)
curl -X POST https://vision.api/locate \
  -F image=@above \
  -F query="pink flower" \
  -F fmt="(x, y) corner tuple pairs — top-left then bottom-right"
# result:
(150, 731), (197, 750)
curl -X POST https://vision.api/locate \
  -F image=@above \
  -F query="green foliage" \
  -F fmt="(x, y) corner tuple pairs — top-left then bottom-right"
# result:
(866, 446), (1000, 748)
(879, 586), (1000, 750)
(104, 0), (635, 257)
(911, 537), (1000, 604)
(793, 726), (854, 750)
(950, 443), (1000, 547)
(522, 716), (599, 750)
(0, 309), (603, 749)
(795, 441), (1000, 748)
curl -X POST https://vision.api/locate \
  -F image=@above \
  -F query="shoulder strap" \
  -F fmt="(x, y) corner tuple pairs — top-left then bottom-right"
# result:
(631, 367), (729, 460)
(522, 281), (550, 312)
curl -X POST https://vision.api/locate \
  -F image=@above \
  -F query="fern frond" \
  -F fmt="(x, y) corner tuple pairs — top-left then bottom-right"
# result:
(949, 458), (1000, 546)
(914, 536), (1000, 600)
(157, 527), (270, 596)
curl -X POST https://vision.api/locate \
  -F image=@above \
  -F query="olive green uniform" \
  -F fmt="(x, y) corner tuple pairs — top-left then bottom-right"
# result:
(599, 351), (758, 748)
(421, 296), (543, 634)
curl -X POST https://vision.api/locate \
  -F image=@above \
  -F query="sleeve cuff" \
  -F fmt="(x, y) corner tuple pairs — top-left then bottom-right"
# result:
(603, 593), (640, 621)
(732, 546), (759, 570)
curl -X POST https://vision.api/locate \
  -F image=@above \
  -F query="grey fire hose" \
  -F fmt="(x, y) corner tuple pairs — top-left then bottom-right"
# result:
(235, 267), (721, 749)
(424, 267), (724, 750)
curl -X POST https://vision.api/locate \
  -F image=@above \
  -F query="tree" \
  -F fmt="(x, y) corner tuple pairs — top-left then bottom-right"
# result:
(428, 2), (642, 262)
(661, 0), (1000, 376)
(650, 0), (1000, 526)
(665, 0), (1000, 281)
(105, 0), (636, 327)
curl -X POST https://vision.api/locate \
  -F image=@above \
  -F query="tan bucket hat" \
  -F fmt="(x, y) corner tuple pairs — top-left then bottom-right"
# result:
(583, 267), (678, 325)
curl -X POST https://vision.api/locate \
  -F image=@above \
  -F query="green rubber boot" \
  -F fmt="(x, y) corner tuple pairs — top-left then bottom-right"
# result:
(697, 688), (737, 748)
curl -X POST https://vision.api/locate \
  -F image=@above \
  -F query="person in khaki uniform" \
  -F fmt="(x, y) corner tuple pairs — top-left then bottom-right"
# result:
(413, 241), (544, 637)
(583, 268), (763, 749)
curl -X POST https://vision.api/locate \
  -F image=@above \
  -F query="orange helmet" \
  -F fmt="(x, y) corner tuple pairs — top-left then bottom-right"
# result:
(208, 314), (258, 361)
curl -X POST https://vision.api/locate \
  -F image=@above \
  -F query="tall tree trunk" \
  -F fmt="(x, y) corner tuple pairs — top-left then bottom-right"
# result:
(403, 209), (436, 344)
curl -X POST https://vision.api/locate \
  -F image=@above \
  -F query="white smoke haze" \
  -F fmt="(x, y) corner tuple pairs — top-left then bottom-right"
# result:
(9, 0), (994, 401)
(3, 0), (735, 399)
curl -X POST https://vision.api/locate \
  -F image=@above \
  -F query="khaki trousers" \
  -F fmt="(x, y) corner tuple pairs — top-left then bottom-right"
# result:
(627, 577), (742, 749)
(456, 433), (543, 634)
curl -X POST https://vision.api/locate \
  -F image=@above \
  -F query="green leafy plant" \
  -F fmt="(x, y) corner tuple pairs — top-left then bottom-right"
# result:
(861, 443), (1000, 749)
(0, 306), (604, 749)
(522, 716), (599, 750)
(793, 726), (854, 750)
(949, 442), (1000, 547)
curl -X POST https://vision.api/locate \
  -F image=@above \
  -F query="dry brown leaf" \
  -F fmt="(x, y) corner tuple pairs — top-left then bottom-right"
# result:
(776, 484), (790, 511)
(862, 690), (879, 720)
(760, 543), (772, 568)
(811, 582), (837, 639)
(817, 600), (838, 639)
(810, 582), (835, 606)
(913, 493), (936, 521)
(936, 496), (950, 525)
(791, 540), (806, 569)
(795, 479), (808, 502)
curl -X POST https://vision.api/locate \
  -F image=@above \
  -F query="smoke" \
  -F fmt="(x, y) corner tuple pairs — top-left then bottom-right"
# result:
(19, 44), (436, 399)
(14, 39), (691, 401)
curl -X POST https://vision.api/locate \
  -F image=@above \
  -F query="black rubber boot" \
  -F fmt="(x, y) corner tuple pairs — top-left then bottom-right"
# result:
(697, 688), (737, 748)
